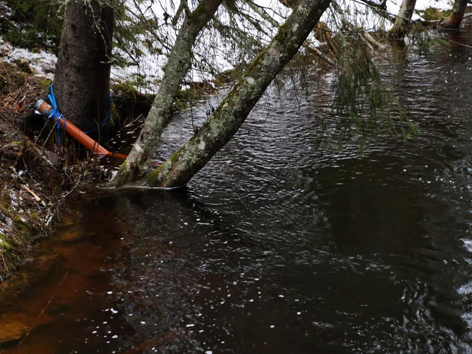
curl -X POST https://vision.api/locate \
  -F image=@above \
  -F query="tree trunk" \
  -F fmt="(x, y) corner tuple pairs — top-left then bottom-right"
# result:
(389, 0), (417, 40)
(113, 0), (223, 186)
(54, 0), (114, 132)
(144, 0), (332, 188)
(442, 0), (468, 30)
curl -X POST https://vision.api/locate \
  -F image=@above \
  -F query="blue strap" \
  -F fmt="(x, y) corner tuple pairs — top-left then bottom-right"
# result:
(48, 84), (66, 147)
(47, 84), (113, 146)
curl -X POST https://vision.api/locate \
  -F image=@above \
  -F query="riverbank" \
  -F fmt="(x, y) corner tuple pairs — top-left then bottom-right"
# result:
(0, 60), (58, 280)
(0, 27), (471, 351)
(0, 53), (220, 282)
(0, 59), (93, 280)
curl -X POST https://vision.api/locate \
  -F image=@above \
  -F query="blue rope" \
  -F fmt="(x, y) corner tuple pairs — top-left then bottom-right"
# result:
(47, 84), (66, 147)
(47, 85), (113, 146)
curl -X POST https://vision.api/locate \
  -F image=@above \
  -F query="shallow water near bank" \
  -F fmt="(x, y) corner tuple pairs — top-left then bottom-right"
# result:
(2, 25), (472, 353)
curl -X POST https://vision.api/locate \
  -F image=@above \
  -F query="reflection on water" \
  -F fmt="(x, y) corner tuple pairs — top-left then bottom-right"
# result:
(3, 23), (472, 353)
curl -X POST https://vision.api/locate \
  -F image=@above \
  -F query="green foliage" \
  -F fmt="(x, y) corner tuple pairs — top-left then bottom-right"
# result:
(175, 81), (216, 110)
(409, 23), (451, 57)
(113, 82), (138, 102)
(213, 67), (244, 86)
(111, 81), (139, 114)
(0, 233), (13, 250)
(416, 7), (451, 21)
(112, 0), (164, 79)
(0, 60), (29, 94)
(331, 35), (411, 150)
(39, 78), (53, 90)
(2, 0), (63, 50)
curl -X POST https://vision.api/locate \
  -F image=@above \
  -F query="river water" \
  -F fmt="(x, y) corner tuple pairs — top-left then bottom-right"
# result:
(2, 25), (472, 353)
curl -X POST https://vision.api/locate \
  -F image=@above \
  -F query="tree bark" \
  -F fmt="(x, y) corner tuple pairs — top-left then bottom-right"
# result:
(389, 0), (417, 40)
(54, 0), (114, 132)
(113, 0), (223, 186)
(359, 0), (395, 23)
(442, 0), (469, 30)
(145, 0), (332, 188)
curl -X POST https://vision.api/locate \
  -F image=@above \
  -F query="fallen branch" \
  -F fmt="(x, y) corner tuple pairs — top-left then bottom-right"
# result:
(447, 38), (472, 49)
(22, 184), (41, 203)
(306, 45), (337, 66)
(332, 1), (386, 51)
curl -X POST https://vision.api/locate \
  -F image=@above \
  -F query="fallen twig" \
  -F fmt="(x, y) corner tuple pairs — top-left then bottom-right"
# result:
(22, 184), (41, 202)
(306, 45), (337, 67)
(17, 271), (69, 348)
(447, 39), (472, 49)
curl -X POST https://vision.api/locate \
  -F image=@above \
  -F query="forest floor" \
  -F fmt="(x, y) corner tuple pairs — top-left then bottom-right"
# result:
(0, 59), (93, 281)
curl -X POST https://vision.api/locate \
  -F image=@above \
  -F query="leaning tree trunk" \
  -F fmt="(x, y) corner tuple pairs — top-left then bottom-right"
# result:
(144, 0), (332, 188)
(389, 0), (416, 40)
(442, 0), (469, 30)
(54, 0), (114, 132)
(113, 0), (223, 186)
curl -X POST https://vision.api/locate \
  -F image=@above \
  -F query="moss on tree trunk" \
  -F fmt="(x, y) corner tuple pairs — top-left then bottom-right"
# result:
(145, 0), (332, 188)
(112, 0), (224, 186)
(389, 0), (417, 40)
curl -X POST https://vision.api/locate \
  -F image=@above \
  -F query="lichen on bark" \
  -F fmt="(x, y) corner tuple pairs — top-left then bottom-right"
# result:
(112, 0), (224, 187)
(389, 0), (417, 40)
(144, 0), (332, 188)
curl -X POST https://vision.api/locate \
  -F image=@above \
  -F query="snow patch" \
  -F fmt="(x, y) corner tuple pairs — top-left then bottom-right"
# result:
(458, 281), (472, 295)
(0, 37), (56, 80)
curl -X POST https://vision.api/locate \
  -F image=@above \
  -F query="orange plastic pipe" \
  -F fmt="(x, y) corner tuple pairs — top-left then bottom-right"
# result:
(35, 99), (128, 160)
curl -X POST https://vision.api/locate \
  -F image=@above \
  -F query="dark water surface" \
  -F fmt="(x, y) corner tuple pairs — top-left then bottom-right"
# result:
(3, 26), (472, 353)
